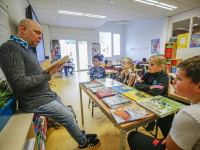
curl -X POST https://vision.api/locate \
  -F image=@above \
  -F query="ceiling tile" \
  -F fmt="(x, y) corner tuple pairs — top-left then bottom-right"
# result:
(85, 2), (107, 14)
(59, 0), (93, 8)
(30, 0), (58, 3)
(122, 1), (153, 11)
(32, 8), (58, 16)
(59, 5), (88, 13)
(94, 0), (130, 7)
(29, 0), (58, 10)
(174, 0), (200, 7)
(57, 15), (82, 21)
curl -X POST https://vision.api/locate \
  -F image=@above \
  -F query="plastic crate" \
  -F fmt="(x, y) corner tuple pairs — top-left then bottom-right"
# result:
(165, 53), (172, 58)
(167, 62), (171, 64)
(167, 64), (170, 68)
(171, 60), (177, 65)
(57, 55), (61, 59)
(168, 68), (171, 73)
(166, 48), (172, 53)
(171, 68), (176, 73)
(171, 65), (176, 68)
(166, 45), (173, 48)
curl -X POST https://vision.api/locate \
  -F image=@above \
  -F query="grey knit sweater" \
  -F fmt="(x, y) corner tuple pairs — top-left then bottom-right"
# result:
(0, 40), (56, 111)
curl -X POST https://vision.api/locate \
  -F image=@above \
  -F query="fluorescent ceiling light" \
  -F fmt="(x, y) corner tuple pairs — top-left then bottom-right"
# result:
(155, 5), (173, 10)
(134, 0), (155, 5)
(145, 0), (159, 3)
(177, 27), (186, 30)
(193, 24), (198, 26)
(59, 10), (84, 16)
(84, 14), (106, 18)
(159, 3), (177, 9)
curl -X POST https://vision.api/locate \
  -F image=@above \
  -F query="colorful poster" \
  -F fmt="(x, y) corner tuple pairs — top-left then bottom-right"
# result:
(151, 38), (160, 54)
(177, 33), (189, 49)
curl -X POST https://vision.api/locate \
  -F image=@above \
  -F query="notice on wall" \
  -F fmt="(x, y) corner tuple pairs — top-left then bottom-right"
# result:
(177, 33), (189, 49)
(180, 38), (185, 44)
(151, 38), (160, 54)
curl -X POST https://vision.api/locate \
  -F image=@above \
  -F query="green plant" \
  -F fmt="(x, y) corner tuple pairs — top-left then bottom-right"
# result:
(0, 78), (13, 108)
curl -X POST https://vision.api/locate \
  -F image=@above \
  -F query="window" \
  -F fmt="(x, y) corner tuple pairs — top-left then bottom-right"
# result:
(113, 34), (120, 55)
(172, 19), (190, 36)
(99, 32), (112, 57)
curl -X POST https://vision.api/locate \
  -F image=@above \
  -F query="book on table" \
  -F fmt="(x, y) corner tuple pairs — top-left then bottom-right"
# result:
(110, 104), (151, 124)
(44, 56), (70, 71)
(122, 89), (152, 101)
(110, 85), (135, 94)
(80, 81), (102, 89)
(101, 80), (123, 87)
(90, 86), (109, 94)
(102, 94), (132, 108)
(94, 78), (107, 83)
(96, 88), (118, 99)
(137, 96), (185, 118)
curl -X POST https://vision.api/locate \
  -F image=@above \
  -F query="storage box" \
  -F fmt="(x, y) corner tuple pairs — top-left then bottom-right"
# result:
(0, 95), (16, 132)
(168, 68), (171, 73)
(171, 68), (176, 73)
(57, 55), (61, 59)
(166, 48), (172, 53)
(165, 53), (172, 58)
(166, 45), (173, 48)
(171, 65), (176, 68)
(171, 60), (177, 65)
(167, 64), (170, 68)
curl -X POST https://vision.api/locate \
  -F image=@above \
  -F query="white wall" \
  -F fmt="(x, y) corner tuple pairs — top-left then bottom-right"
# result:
(1, 0), (29, 79)
(41, 24), (51, 60)
(167, 7), (200, 60)
(49, 21), (126, 65)
(125, 19), (164, 61)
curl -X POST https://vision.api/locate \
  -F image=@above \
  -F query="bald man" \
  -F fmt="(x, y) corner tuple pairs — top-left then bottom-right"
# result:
(0, 19), (100, 149)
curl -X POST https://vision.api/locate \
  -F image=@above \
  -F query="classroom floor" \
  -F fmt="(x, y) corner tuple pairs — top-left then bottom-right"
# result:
(46, 71), (164, 150)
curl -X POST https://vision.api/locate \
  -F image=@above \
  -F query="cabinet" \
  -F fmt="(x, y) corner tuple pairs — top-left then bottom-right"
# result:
(167, 59), (182, 73)
(51, 41), (61, 63)
(90, 43), (101, 62)
(164, 42), (177, 59)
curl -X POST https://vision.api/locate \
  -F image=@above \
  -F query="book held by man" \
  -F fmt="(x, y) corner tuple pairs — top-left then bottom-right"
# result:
(110, 104), (151, 124)
(137, 96), (185, 118)
(44, 56), (70, 71)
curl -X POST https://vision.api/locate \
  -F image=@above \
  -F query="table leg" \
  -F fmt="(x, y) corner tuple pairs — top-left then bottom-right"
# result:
(120, 129), (126, 150)
(108, 73), (110, 78)
(79, 86), (84, 123)
(144, 66), (147, 73)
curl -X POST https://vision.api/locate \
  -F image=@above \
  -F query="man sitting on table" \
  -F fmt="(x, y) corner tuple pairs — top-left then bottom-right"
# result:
(0, 18), (100, 149)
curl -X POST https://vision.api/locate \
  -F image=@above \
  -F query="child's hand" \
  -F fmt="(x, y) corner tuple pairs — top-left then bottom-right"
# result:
(150, 86), (154, 89)
(139, 79), (144, 83)
(161, 140), (170, 150)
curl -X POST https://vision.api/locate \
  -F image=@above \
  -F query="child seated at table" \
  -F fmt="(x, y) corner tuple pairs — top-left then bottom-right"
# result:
(89, 55), (106, 81)
(128, 55), (200, 150)
(101, 59), (108, 67)
(120, 57), (137, 87)
(134, 54), (171, 138)
(105, 61), (120, 80)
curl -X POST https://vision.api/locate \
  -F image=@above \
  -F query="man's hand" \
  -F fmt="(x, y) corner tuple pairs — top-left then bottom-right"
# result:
(48, 62), (66, 76)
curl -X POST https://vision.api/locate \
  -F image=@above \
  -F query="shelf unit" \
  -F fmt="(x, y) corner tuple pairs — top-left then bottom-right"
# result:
(90, 43), (100, 63)
(164, 42), (177, 59)
(51, 40), (61, 63)
(167, 59), (182, 73)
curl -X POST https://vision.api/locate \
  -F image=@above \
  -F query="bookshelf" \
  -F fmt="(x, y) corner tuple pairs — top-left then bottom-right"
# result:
(51, 40), (61, 63)
(167, 59), (182, 73)
(164, 42), (177, 59)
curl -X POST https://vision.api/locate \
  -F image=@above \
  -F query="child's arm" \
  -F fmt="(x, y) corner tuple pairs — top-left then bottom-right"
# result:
(135, 73), (151, 91)
(102, 67), (106, 78)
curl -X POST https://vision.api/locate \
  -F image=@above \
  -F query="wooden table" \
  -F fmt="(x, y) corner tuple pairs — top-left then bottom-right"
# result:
(79, 83), (159, 150)
(106, 70), (118, 78)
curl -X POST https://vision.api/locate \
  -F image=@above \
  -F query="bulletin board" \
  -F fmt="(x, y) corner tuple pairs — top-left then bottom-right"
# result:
(177, 33), (189, 49)
(151, 38), (160, 54)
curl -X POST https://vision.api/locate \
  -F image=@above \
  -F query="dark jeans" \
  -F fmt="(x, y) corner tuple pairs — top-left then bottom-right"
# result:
(128, 131), (166, 150)
(64, 66), (74, 75)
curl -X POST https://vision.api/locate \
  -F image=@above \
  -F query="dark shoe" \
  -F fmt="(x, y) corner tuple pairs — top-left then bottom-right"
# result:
(70, 73), (73, 75)
(79, 138), (100, 149)
(145, 122), (155, 132)
(86, 134), (97, 140)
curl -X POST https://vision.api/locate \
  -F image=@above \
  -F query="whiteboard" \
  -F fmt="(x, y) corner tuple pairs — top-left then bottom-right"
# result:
(0, 0), (11, 79)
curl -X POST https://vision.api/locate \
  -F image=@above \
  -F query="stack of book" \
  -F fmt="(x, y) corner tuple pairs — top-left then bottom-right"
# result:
(81, 81), (102, 89)
(96, 88), (118, 99)
(102, 95), (132, 108)
(123, 89), (152, 101)
(110, 85), (135, 94)
(110, 104), (151, 124)
(137, 96), (185, 118)
(90, 86), (109, 94)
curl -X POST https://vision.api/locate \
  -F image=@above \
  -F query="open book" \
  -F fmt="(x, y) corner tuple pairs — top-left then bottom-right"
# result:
(44, 56), (70, 71)
(137, 96), (185, 118)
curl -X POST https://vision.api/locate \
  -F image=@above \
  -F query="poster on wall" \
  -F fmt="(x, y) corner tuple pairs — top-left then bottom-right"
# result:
(177, 33), (189, 49)
(151, 38), (160, 54)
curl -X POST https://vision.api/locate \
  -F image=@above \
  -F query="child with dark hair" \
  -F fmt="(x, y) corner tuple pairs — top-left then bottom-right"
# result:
(128, 55), (200, 150)
(105, 61), (120, 80)
(89, 55), (106, 81)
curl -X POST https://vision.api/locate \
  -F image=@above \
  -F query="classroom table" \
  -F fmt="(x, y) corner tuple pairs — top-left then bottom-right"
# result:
(79, 83), (159, 150)
(106, 70), (118, 78)
(114, 66), (122, 69)
(140, 64), (149, 73)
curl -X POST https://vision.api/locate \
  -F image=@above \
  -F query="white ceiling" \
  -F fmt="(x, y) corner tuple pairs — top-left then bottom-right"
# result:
(28, 0), (200, 29)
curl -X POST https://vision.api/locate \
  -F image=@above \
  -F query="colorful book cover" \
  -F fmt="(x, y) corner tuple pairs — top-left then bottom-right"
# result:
(90, 86), (109, 94)
(110, 104), (151, 124)
(122, 90), (152, 101)
(137, 96), (185, 118)
(110, 85), (135, 94)
(80, 81), (102, 89)
(96, 88), (118, 99)
(102, 95), (132, 108)
(94, 78), (107, 83)
(101, 80), (123, 87)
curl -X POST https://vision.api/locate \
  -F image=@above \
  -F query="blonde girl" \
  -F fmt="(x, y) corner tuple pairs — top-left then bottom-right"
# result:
(120, 57), (137, 87)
